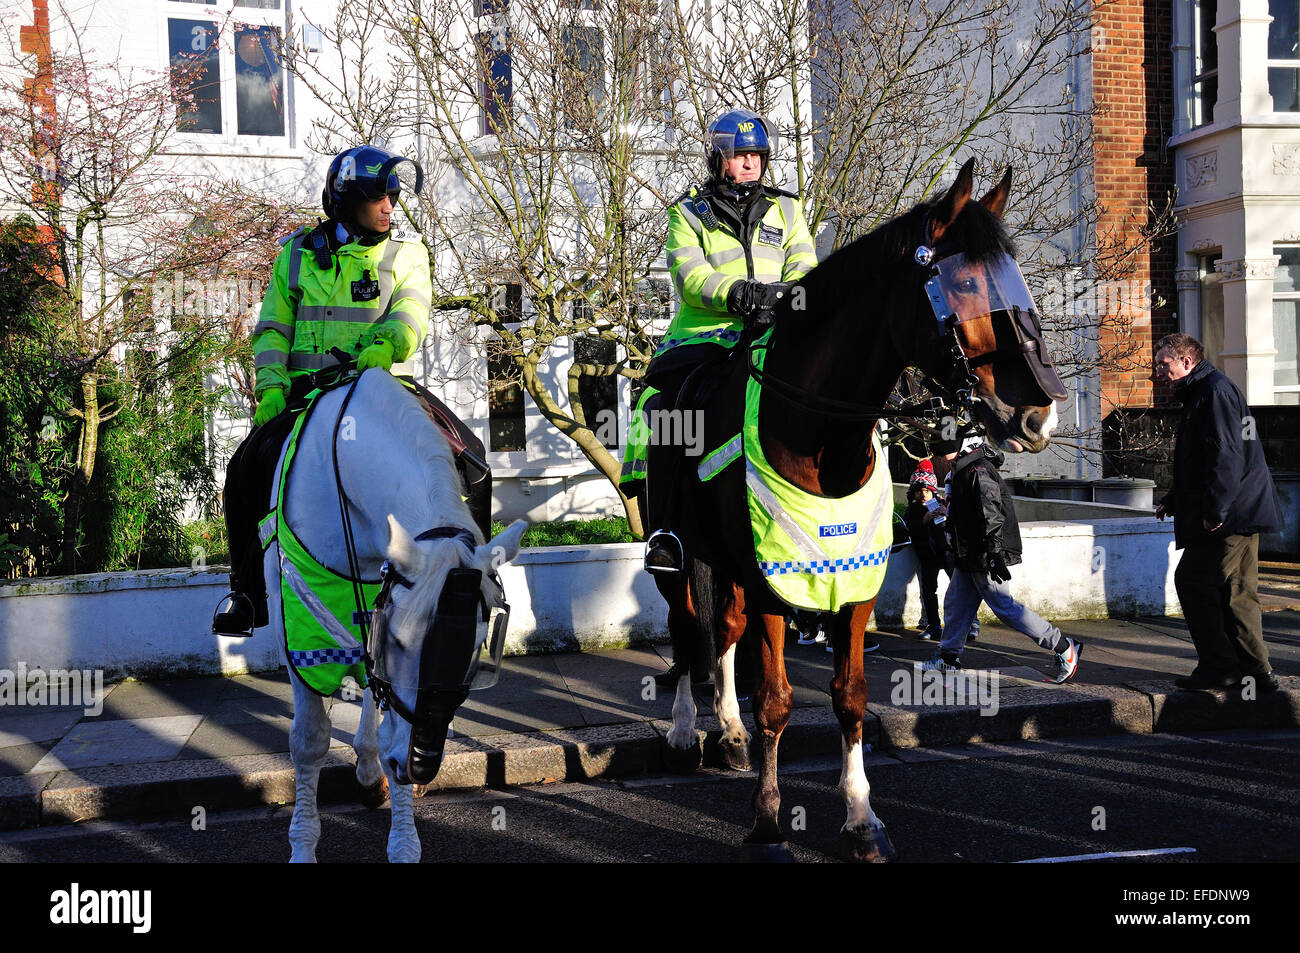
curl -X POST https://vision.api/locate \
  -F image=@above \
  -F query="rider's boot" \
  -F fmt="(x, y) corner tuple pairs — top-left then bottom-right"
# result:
(644, 528), (685, 574)
(212, 591), (264, 637)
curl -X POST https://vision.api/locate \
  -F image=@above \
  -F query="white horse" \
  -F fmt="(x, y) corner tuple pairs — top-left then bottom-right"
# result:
(263, 369), (526, 863)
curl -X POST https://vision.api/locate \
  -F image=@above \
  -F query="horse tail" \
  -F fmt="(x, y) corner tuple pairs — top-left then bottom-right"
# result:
(688, 557), (721, 680)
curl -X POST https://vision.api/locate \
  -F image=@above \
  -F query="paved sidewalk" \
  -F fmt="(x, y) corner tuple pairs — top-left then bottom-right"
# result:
(1, 611), (1297, 830)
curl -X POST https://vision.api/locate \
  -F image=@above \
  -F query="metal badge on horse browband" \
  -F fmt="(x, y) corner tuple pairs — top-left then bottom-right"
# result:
(917, 248), (1067, 402)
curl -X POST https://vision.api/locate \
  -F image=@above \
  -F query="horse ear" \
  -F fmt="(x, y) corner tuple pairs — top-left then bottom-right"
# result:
(385, 514), (425, 577)
(928, 158), (976, 245)
(978, 167), (1012, 218)
(476, 519), (527, 573)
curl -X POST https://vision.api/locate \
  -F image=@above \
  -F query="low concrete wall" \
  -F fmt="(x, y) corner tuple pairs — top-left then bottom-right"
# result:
(0, 519), (1179, 677)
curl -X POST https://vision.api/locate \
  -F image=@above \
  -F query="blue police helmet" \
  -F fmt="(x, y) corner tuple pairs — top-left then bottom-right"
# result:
(322, 145), (425, 220)
(706, 109), (775, 180)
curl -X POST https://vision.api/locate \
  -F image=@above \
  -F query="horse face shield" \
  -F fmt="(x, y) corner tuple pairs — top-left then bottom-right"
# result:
(923, 252), (1067, 403)
(369, 566), (510, 784)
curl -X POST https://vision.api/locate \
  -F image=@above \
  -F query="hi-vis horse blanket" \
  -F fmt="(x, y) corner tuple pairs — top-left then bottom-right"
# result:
(259, 396), (380, 696)
(697, 329), (894, 613)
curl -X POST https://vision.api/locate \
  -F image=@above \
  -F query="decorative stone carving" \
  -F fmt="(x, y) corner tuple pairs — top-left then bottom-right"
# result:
(1186, 151), (1218, 189)
(1274, 143), (1300, 176)
(1175, 268), (1200, 290)
(1191, 238), (1218, 251)
(1214, 257), (1279, 282)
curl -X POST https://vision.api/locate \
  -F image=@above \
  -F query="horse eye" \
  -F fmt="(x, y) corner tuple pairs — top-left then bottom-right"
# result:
(956, 277), (979, 294)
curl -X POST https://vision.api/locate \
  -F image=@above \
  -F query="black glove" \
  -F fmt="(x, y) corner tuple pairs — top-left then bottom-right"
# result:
(726, 279), (762, 318)
(986, 549), (1012, 583)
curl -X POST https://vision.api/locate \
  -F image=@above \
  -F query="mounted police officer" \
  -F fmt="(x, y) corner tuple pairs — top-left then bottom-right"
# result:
(640, 108), (818, 574)
(213, 144), (491, 636)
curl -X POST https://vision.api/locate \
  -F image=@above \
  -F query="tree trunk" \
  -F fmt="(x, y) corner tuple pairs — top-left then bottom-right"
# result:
(61, 372), (100, 573)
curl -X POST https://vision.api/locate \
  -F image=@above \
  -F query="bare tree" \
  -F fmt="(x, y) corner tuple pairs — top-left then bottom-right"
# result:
(0, 0), (296, 570)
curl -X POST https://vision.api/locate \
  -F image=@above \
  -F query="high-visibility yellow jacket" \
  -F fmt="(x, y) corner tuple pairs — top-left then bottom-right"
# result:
(251, 225), (432, 397)
(657, 185), (817, 359)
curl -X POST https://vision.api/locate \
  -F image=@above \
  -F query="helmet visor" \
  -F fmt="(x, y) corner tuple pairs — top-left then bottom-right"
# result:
(710, 120), (778, 161)
(339, 155), (425, 201)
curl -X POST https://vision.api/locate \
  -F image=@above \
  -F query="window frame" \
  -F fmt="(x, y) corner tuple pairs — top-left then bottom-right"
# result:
(1273, 245), (1300, 402)
(161, 0), (292, 149)
(1268, 0), (1300, 113)
(1190, 0), (1219, 128)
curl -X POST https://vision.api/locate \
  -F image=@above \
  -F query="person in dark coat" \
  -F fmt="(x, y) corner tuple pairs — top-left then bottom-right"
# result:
(902, 459), (979, 642)
(919, 430), (1081, 682)
(1154, 332), (1281, 693)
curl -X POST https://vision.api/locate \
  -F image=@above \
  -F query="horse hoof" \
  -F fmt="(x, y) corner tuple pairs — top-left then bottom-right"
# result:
(716, 735), (752, 772)
(662, 738), (703, 773)
(840, 825), (897, 864)
(359, 774), (389, 809)
(739, 840), (793, 863)
(411, 784), (428, 799)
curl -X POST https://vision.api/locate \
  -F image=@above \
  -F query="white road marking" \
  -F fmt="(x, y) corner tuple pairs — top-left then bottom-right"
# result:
(1015, 847), (1197, 863)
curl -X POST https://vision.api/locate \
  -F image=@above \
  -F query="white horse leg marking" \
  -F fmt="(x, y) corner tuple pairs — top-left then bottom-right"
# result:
(353, 687), (383, 789)
(839, 736), (883, 833)
(288, 680), (332, 863)
(665, 673), (698, 750)
(378, 713), (421, 863)
(713, 643), (749, 748)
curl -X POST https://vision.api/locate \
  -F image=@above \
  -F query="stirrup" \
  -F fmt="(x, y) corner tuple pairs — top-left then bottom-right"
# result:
(644, 530), (684, 575)
(212, 591), (256, 637)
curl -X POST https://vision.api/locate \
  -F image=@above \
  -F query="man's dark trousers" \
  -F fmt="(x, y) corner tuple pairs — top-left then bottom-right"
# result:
(1174, 533), (1271, 678)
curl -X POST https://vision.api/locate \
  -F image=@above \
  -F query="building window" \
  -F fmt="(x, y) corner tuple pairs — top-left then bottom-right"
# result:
(167, 3), (286, 140)
(1198, 254), (1224, 372)
(1270, 0), (1300, 112)
(477, 27), (512, 134)
(1275, 246), (1300, 404)
(487, 283), (525, 451)
(1192, 0), (1218, 126)
(574, 336), (618, 449)
(561, 24), (605, 121)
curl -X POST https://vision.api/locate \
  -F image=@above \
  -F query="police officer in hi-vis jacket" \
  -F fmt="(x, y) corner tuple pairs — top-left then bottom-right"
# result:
(213, 144), (490, 635)
(641, 109), (817, 574)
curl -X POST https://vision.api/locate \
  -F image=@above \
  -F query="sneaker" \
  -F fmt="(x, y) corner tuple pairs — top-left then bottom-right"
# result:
(1051, 637), (1082, 684)
(966, 628), (978, 643)
(920, 624), (942, 642)
(797, 625), (827, 645)
(916, 653), (961, 672)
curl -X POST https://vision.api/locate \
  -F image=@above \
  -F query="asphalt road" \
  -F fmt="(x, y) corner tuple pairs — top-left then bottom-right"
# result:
(4, 728), (1298, 865)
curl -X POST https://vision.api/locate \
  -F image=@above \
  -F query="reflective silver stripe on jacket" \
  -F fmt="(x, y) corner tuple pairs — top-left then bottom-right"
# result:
(698, 434), (742, 482)
(287, 235), (306, 293)
(256, 349), (288, 368)
(253, 318), (293, 338)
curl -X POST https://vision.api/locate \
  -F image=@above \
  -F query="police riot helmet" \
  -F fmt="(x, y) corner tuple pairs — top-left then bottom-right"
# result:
(321, 144), (425, 221)
(706, 109), (777, 183)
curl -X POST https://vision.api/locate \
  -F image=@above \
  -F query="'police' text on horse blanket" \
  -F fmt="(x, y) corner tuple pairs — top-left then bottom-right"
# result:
(259, 397), (380, 696)
(697, 330), (893, 613)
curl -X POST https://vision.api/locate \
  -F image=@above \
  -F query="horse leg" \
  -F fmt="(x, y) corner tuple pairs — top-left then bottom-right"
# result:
(713, 581), (751, 771)
(740, 612), (793, 862)
(830, 603), (895, 863)
(288, 678), (332, 863)
(377, 711), (421, 863)
(354, 687), (388, 809)
(662, 573), (703, 771)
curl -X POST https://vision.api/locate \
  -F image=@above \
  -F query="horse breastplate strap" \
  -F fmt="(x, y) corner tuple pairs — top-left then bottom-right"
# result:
(741, 333), (894, 613)
(269, 394), (380, 696)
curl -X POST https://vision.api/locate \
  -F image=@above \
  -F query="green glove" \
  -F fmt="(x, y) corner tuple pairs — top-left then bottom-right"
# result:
(357, 339), (395, 372)
(253, 387), (286, 426)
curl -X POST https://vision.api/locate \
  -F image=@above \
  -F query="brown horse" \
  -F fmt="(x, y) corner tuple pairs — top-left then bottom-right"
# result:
(649, 160), (1062, 862)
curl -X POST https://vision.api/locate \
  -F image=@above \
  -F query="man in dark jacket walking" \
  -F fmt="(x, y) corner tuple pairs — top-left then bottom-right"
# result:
(919, 431), (1082, 683)
(1154, 333), (1281, 693)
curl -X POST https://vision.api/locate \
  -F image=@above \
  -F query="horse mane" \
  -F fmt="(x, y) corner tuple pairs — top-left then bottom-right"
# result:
(793, 191), (1017, 310)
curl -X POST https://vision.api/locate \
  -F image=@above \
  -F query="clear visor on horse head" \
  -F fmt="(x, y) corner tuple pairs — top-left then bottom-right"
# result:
(934, 253), (1067, 402)
(932, 253), (1038, 321)
(370, 570), (509, 693)
(710, 125), (779, 161)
